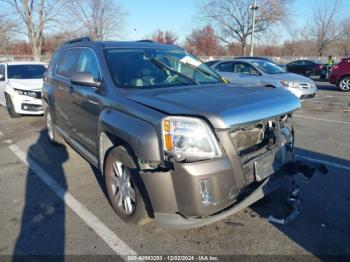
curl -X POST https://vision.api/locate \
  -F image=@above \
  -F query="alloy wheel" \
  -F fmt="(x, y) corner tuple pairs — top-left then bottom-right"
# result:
(111, 161), (136, 215)
(46, 111), (54, 141)
(340, 79), (350, 91)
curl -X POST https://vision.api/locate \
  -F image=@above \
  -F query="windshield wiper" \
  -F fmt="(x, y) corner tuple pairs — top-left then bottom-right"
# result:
(180, 61), (222, 82)
(147, 57), (199, 85)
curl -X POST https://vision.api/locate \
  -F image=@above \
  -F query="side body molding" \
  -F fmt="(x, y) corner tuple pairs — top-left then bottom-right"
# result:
(98, 109), (162, 170)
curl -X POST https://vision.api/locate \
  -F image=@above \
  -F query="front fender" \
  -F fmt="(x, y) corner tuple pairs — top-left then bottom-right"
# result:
(99, 109), (162, 166)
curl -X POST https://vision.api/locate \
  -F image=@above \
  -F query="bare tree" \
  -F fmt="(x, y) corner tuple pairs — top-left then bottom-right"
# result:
(310, 0), (344, 56)
(199, 0), (291, 55)
(185, 25), (223, 56)
(0, 14), (16, 53)
(149, 29), (178, 45)
(1, 0), (66, 60)
(341, 18), (350, 56)
(65, 0), (126, 41)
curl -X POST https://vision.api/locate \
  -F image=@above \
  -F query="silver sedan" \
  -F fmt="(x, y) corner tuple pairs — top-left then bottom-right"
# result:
(209, 59), (317, 99)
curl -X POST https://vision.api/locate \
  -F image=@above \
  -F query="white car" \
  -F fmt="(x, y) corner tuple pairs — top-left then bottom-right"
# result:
(209, 59), (317, 99)
(0, 62), (47, 117)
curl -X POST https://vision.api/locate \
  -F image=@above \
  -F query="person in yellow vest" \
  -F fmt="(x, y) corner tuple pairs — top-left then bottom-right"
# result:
(327, 55), (335, 66)
(326, 55), (335, 78)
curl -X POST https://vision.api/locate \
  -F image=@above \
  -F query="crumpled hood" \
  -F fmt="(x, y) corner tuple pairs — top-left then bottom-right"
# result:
(7, 79), (43, 91)
(126, 84), (301, 129)
(269, 73), (314, 83)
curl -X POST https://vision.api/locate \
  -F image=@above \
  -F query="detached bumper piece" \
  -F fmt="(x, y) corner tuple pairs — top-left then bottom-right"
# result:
(21, 103), (43, 112)
(300, 93), (315, 100)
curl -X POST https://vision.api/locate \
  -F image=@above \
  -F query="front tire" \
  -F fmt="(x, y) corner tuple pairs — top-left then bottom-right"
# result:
(337, 77), (350, 92)
(5, 93), (20, 118)
(104, 146), (150, 225)
(45, 107), (62, 145)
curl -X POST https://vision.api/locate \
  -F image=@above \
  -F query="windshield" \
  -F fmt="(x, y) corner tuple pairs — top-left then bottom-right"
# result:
(251, 61), (285, 74)
(104, 48), (223, 89)
(7, 64), (46, 79)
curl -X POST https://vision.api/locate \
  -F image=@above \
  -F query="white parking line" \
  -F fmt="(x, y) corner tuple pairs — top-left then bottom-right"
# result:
(0, 130), (3, 137)
(8, 144), (138, 257)
(294, 114), (350, 125)
(296, 154), (350, 171)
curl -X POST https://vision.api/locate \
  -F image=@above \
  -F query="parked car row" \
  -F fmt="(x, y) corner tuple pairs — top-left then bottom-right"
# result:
(206, 58), (317, 99)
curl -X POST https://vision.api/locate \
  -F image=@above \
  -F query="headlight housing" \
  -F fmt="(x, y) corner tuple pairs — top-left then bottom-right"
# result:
(280, 80), (299, 88)
(162, 116), (222, 161)
(280, 114), (294, 145)
(15, 89), (40, 98)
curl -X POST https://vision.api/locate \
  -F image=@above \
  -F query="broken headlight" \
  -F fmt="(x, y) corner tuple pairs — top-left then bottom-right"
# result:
(162, 116), (222, 161)
(280, 115), (294, 163)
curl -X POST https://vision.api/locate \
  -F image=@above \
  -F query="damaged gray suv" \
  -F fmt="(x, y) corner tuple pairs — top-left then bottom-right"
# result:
(42, 37), (301, 228)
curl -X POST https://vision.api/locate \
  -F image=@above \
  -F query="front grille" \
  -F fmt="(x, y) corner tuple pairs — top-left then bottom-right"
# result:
(230, 119), (282, 183)
(230, 119), (279, 160)
(299, 83), (313, 89)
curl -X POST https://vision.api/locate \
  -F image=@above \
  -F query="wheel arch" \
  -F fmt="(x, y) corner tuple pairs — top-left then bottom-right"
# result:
(98, 109), (162, 173)
(337, 74), (350, 85)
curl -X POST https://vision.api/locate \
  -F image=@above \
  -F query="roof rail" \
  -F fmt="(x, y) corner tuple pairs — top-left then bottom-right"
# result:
(63, 37), (92, 45)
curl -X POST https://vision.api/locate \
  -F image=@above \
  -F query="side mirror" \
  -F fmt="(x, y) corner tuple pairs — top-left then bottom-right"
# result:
(71, 72), (101, 88)
(0, 74), (4, 81)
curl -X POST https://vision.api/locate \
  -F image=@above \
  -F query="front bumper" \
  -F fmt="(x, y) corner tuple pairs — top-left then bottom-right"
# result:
(11, 94), (43, 115)
(285, 86), (317, 99)
(140, 129), (294, 228)
(153, 171), (290, 229)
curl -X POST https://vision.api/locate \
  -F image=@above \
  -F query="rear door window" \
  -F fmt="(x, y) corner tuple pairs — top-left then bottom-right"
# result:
(216, 62), (234, 72)
(233, 62), (259, 75)
(57, 49), (81, 78)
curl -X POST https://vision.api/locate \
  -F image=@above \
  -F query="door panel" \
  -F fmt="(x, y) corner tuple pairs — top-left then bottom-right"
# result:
(68, 48), (102, 155)
(54, 49), (81, 136)
(232, 62), (261, 86)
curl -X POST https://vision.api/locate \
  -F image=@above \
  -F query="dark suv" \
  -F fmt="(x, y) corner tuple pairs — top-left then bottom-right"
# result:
(43, 37), (300, 228)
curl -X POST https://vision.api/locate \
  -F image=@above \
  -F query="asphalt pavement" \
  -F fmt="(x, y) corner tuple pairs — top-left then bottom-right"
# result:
(0, 81), (349, 260)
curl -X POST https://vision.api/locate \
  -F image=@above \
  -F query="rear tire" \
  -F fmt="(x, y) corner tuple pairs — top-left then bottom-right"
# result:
(45, 107), (62, 145)
(337, 77), (350, 92)
(104, 146), (150, 225)
(5, 93), (20, 118)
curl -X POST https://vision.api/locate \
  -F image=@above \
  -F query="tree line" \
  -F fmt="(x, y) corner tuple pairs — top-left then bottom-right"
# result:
(0, 0), (349, 60)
